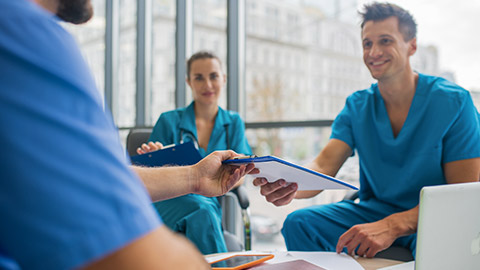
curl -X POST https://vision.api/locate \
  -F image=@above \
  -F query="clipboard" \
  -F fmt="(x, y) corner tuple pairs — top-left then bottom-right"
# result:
(130, 141), (202, 167)
(223, 156), (358, 191)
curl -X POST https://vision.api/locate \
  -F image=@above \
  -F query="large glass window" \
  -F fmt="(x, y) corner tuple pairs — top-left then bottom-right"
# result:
(192, 0), (228, 108)
(245, 0), (372, 122)
(116, 0), (137, 127)
(149, 0), (177, 125)
(63, 0), (106, 98)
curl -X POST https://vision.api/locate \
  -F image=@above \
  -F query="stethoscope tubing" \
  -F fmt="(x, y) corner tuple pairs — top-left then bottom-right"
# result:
(179, 125), (230, 150)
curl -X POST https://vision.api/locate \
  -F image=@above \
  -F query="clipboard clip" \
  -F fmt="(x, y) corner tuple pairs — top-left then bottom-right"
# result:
(233, 155), (257, 160)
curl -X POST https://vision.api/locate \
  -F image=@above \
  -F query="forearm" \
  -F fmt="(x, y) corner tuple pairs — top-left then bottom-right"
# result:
(132, 165), (194, 202)
(295, 139), (352, 199)
(383, 205), (419, 238)
(294, 161), (336, 199)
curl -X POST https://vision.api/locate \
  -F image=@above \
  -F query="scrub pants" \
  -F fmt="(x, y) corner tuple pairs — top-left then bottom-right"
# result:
(281, 199), (417, 258)
(153, 194), (227, 255)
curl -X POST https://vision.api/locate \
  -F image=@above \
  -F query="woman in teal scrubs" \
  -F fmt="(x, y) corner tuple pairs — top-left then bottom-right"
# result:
(137, 51), (252, 254)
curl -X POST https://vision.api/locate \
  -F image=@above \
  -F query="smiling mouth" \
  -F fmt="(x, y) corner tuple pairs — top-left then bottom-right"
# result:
(370, 59), (389, 67)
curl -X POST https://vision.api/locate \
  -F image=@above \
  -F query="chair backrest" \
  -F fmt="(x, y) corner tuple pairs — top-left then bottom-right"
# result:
(126, 128), (153, 156)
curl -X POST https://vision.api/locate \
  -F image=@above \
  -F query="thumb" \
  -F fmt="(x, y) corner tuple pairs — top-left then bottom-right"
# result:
(216, 150), (239, 161)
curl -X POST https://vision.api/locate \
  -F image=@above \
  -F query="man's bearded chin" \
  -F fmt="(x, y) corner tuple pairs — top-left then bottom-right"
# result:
(56, 0), (94, 24)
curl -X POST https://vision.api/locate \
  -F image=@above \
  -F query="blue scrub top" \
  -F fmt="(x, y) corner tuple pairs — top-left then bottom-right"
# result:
(331, 73), (480, 210)
(149, 102), (252, 157)
(0, 1), (161, 269)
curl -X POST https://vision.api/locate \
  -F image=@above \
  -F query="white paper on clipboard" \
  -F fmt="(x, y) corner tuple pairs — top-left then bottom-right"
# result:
(223, 156), (358, 191)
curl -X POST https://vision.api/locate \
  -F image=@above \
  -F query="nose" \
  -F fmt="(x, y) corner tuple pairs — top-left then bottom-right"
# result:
(369, 43), (382, 58)
(204, 79), (213, 89)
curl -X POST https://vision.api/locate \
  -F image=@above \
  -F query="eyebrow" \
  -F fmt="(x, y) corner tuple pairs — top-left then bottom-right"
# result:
(362, 34), (394, 42)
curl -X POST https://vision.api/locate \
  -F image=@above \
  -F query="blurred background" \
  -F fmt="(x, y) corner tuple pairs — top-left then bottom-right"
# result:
(65, 0), (480, 251)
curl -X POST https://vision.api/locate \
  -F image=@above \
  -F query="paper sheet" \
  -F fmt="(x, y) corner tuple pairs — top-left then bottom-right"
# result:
(224, 156), (358, 191)
(205, 251), (364, 270)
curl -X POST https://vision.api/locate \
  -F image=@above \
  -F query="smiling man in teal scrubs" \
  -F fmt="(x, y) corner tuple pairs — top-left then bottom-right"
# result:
(253, 2), (480, 258)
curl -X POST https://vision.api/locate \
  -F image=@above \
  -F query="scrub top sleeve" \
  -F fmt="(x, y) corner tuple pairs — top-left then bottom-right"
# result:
(330, 98), (356, 151)
(0, 3), (162, 268)
(149, 113), (174, 145)
(230, 114), (252, 155)
(442, 93), (480, 163)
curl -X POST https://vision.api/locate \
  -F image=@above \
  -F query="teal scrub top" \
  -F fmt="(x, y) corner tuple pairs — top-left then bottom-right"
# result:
(149, 102), (252, 157)
(331, 73), (480, 210)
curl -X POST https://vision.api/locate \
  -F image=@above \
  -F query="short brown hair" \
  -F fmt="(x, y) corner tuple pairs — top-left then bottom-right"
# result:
(359, 2), (417, 41)
(186, 51), (222, 79)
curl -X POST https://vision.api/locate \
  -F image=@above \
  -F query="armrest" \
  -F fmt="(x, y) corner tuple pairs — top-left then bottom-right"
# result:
(231, 185), (249, 209)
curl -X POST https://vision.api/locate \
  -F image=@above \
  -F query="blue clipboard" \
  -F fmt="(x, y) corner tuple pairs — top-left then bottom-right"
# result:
(223, 155), (358, 191)
(130, 141), (202, 167)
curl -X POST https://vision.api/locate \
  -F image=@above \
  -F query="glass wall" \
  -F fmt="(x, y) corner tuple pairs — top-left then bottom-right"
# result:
(116, 0), (137, 127)
(192, 0), (228, 108)
(150, 0), (177, 125)
(65, 0), (480, 251)
(245, 0), (373, 122)
(63, 0), (106, 98)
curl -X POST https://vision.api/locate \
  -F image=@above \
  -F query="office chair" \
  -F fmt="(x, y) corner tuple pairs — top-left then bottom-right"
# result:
(342, 191), (415, 262)
(126, 127), (252, 251)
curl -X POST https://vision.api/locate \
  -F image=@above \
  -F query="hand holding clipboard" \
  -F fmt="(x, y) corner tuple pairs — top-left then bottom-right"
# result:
(223, 155), (357, 191)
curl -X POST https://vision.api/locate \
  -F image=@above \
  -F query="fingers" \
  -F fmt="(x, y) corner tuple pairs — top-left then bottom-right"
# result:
(147, 141), (161, 151)
(336, 229), (354, 254)
(266, 183), (297, 206)
(215, 150), (239, 161)
(137, 141), (163, 154)
(244, 163), (259, 175)
(336, 226), (383, 257)
(255, 179), (297, 206)
(253, 177), (267, 187)
(225, 165), (245, 192)
(155, 142), (164, 149)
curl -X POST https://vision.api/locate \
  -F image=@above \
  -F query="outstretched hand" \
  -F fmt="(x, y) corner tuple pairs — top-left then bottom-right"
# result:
(192, 151), (259, 197)
(137, 141), (164, 155)
(252, 177), (298, 206)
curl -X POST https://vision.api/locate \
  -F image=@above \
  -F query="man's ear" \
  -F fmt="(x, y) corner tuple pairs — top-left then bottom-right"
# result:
(408, 37), (417, 57)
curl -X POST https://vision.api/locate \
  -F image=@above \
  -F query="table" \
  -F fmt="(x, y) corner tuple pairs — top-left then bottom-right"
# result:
(206, 252), (404, 270)
(356, 257), (403, 270)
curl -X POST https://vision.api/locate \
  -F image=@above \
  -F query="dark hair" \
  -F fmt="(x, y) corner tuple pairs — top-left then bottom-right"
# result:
(186, 51), (222, 79)
(359, 2), (417, 41)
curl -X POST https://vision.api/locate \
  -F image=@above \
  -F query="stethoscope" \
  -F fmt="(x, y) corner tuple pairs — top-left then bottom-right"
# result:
(179, 124), (230, 150)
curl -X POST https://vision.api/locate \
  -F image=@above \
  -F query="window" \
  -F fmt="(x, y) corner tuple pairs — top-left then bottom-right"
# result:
(192, 0), (228, 108)
(245, 0), (372, 123)
(63, 0), (106, 98)
(113, 0), (136, 127)
(149, 0), (176, 125)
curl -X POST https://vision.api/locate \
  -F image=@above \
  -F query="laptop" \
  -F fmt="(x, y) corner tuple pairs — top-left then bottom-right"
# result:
(415, 182), (480, 270)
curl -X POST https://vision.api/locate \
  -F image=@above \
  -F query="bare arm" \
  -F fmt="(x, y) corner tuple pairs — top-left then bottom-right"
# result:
(295, 139), (353, 199)
(132, 150), (257, 202)
(336, 157), (480, 257)
(253, 139), (352, 206)
(83, 226), (209, 270)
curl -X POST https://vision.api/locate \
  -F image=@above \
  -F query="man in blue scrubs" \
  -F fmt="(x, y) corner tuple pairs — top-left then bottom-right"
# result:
(0, 0), (255, 269)
(254, 2), (480, 258)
